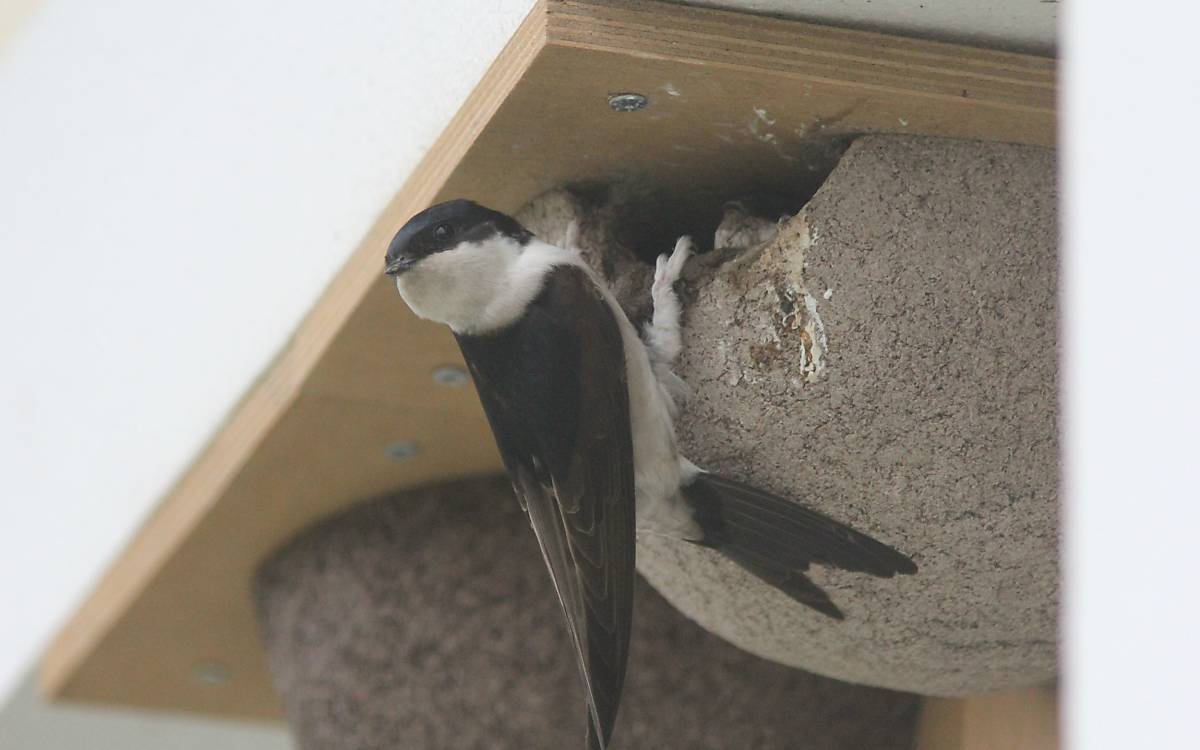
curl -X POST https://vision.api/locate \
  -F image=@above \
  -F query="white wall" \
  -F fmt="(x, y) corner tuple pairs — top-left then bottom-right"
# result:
(0, 0), (534, 711)
(0, 675), (293, 750)
(1062, 1), (1200, 748)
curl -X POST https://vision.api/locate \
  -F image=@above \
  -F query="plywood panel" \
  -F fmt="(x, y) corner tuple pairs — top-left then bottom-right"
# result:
(916, 686), (1060, 750)
(41, 0), (1055, 718)
(53, 392), (502, 716)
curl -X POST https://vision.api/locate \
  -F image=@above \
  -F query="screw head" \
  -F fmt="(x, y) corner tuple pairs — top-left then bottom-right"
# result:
(607, 93), (648, 112)
(384, 440), (420, 462)
(191, 661), (231, 686)
(431, 365), (470, 387)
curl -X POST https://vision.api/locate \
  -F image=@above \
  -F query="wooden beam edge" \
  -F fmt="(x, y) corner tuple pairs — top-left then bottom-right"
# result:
(38, 0), (551, 701)
(553, 0), (1053, 73)
(547, 0), (1054, 113)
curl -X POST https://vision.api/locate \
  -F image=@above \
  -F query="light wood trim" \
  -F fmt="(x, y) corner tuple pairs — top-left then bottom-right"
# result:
(916, 686), (1060, 750)
(0, 0), (42, 53)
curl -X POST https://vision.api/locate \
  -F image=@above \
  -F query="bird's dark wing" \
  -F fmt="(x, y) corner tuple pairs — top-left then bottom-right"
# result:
(683, 472), (916, 619)
(455, 264), (635, 750)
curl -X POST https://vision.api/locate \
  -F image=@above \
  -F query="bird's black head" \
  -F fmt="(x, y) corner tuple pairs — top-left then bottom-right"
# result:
(384, 199), (533, 276)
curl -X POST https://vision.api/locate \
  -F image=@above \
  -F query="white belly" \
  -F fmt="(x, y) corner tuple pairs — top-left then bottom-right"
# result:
(610, 302), (700, 540)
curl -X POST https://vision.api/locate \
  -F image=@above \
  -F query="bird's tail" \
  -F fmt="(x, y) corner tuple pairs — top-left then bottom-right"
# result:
(680, 472), (917, 619)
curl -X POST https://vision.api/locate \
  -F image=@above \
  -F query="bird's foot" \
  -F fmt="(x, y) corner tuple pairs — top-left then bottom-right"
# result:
(563, 219), (582, 252)
(646, 237), (692, 362)
(653, 235), (692, 299)
(644, 237), (694, 412)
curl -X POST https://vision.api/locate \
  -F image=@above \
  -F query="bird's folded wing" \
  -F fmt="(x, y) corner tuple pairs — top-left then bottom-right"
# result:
(456, 264), (635, 749)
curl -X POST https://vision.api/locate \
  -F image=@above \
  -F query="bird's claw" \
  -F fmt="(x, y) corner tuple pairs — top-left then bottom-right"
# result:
(564, 220), (582, 252)
(654, 236), (693, 293)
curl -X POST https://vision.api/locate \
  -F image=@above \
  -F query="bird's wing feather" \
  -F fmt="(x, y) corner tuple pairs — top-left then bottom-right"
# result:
(683, 472), (917, 619)
(455, 264), (635, 750)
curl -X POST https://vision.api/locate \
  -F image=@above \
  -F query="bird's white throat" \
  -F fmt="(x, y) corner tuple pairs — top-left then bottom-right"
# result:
(394, 236), (576, 335)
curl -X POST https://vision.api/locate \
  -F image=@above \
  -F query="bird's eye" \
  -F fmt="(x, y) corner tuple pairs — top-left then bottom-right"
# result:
(433, 223), (454, 241)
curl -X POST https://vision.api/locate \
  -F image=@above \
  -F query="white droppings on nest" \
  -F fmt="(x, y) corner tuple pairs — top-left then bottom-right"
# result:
(752, 215), (830, 383)
(775, 215), (812, 282)
(801, 291), (829, 382)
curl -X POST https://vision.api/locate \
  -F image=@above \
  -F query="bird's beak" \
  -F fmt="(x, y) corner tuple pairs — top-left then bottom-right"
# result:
(384, 255), (416, 276)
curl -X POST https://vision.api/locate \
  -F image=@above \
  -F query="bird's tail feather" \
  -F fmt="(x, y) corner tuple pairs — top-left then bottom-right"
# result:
(681, 472), (916, 619)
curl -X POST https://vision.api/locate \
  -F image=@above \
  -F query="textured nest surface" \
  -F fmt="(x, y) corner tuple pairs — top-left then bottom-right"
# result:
(255, 477), (918, 749)
(524, 135), (1060, 696)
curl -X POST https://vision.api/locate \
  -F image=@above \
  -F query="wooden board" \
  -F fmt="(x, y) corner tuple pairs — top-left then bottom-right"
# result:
(40, 0), (1055, 719)
(916, 686), (1060, 750)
